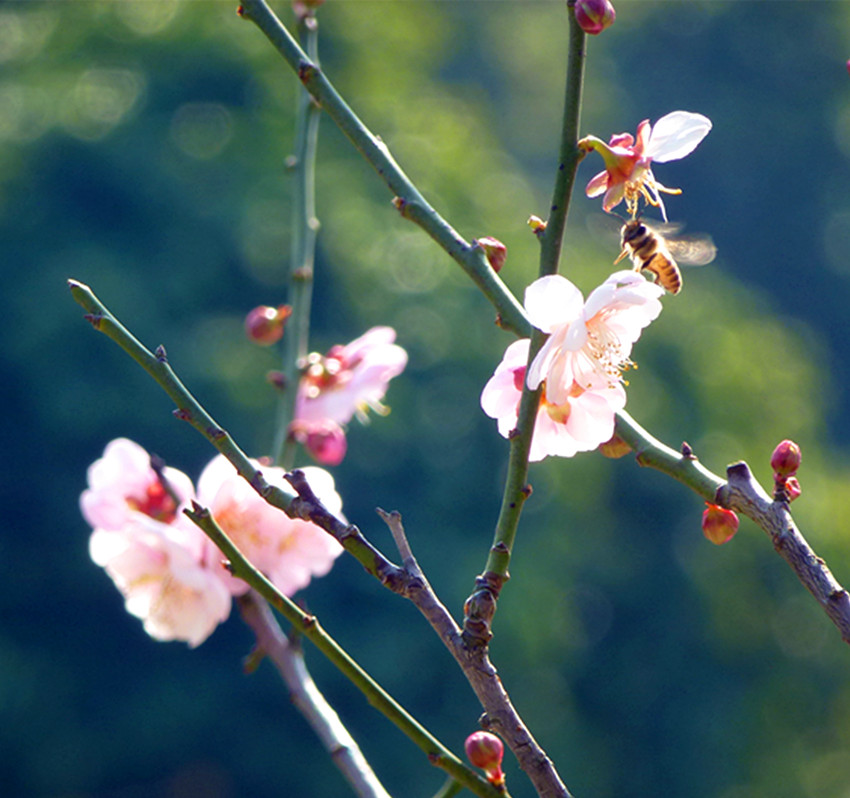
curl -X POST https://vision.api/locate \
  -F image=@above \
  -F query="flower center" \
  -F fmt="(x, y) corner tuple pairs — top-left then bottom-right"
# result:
(542, 381), (585, 424)
(300, 346), (356, 399)
(584, 314), (635, 386)
(128, 481), (178, 524)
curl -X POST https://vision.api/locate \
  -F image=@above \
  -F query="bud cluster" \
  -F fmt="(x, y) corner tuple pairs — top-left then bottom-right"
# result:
(770, 439), (802, 503)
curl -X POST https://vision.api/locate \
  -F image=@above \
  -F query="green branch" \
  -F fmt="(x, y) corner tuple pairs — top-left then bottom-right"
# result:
(274, 14), (323, 469)
(186, 504), (507, 798)
(238, 0), (529, 337)
(470, 7), (588, 635)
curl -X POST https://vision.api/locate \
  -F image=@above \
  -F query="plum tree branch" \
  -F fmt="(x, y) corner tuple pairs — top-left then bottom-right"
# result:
(615, 410), (850, 644)
(237, 591), (392, 798)
(274, 13), (322, 469)
(185, 503), (506, 798)
(237, 0), (530, 337)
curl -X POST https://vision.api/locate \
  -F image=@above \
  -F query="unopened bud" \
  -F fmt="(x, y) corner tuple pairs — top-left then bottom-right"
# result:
(770, 439), (801, 481)
(465, 731), (505, 788)
(474, 236), (507, 273)
(245, 305), (292, 346)
(527, 215), (547, 235)
(290, 419), (347, 466)
(574, 0), (616, 35)
(293, 0), (325, 19)
(598, 433), (632, 459)
(702, 502), (739, 545)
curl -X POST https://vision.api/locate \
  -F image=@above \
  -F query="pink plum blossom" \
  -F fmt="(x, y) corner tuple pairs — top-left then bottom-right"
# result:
(82, 438), (231, 646)
(481, 338), (626, 461)
(195, 455), (344, 597)
(579, 111), (711, 220)
(295, 327), (407, 427)
(526, 271), (664, 401)
(80, 437), (195, 530)
(90, 516), (231, 647)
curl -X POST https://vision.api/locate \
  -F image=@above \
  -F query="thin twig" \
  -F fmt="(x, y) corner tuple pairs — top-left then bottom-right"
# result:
(237, 591), (392, 798)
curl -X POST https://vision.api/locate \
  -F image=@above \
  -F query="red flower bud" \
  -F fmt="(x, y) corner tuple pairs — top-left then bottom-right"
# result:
(574, 0), (616, 36)
(245, 305), (292, 346)
(465, 731), (505, 787)
(770, 439), (801, 481)
(475, 236), (507, 273)
(701, 502), (739, 545)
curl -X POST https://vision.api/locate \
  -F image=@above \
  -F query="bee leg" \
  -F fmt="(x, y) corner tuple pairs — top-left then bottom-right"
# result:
(613, 247), (630, 265)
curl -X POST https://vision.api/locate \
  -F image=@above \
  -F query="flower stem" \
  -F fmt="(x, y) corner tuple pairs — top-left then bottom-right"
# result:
(274, 14), (323, 469)
(186, 504), (507, 798)
(237, 0), (529, 337)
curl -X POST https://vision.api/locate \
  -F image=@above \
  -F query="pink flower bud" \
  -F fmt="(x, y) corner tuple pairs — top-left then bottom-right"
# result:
(770, 439), (801, 481)
(475, 236), (507, 273)
(465, 731), (505, 788)
(245, 305), (292, 346)
(293, 0), (325, 19)
(702, 502), (739, 545)
(290, 419), (348, 466)
(574, 0), (616, 35)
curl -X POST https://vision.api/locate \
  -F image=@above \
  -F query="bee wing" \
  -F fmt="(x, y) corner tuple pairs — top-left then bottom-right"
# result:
(665, 234), (717, 266)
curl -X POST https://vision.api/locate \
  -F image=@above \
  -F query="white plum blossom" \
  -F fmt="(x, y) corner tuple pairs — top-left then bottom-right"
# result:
(195, 455), (344, 598)
(481, 338), (626, 462)
(579, 110), (712, 220)
(526, 271), (664, 399)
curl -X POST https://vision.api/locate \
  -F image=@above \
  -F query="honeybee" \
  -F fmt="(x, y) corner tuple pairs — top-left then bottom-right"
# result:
(615, 218), (716, 294)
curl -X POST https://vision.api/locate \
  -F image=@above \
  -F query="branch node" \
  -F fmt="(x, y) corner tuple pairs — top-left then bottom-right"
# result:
(82, 312), (104, 330)
(155, 344), (168, 363)
(172, 407), (192, 422)
(298, 60), (318, 84)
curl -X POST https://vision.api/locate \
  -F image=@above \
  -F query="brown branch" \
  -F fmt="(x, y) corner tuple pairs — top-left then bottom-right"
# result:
(237, 592), (393, 798)
(717, 462), (850, 644)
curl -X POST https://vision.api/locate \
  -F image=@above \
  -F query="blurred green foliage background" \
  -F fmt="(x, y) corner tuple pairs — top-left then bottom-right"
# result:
(6, 1), (850, 796)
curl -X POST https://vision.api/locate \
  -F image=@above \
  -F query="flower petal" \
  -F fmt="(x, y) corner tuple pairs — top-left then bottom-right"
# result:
(645, 111), (711, 163)
(524, 275), (584, 333)
(585, 170), (610, 198)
